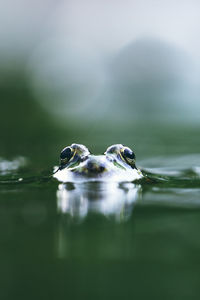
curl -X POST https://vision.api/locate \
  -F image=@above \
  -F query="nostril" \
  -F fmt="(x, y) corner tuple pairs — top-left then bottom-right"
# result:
(99, 165), (105, 172)
(87, 161), (94, 170)
(86, 161), (105, 173)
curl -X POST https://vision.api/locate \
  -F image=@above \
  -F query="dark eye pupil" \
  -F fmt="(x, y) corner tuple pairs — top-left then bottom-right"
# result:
(124, 148), (135, 159)
(60, 147), (72, 160)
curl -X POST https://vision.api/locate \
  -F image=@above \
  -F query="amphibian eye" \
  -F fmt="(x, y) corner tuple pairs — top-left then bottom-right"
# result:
(59, 144), (90, 168)
(60, 147), (73, 161)
(123, 147), (135, 160)
(121, 146), (136, 167)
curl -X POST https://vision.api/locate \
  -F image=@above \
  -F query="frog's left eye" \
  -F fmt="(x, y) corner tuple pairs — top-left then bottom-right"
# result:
(121, 147), (136, 167)
(60, 147), (74, 163)
(60, 143), (90, 167)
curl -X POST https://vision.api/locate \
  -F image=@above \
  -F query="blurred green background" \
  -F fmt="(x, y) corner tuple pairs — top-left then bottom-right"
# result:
(1, 1), (200, 299)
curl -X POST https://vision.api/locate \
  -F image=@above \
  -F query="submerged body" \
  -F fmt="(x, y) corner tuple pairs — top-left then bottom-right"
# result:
(53, 143), (143, 183)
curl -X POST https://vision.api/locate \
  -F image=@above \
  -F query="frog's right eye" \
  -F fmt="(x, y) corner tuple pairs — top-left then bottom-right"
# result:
(60, 147), (74, 162)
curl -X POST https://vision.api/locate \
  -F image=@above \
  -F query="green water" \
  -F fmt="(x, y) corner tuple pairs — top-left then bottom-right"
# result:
(1, 78), (200, 299)
(1, 143), (200, 299)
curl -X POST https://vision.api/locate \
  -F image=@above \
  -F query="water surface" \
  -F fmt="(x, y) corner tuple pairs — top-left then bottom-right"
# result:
(1, 151), (200, 299)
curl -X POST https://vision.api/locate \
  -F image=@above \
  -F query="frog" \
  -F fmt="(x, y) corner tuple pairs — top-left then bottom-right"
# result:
(53, 143), (143, 183)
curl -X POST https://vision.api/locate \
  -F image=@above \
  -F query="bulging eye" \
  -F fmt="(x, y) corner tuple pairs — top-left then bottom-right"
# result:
(121, 147), (136, 167)
(59, 143), (90, 168)
(60, 147), (73, 161)
(123, 147), (135, 160)
(105, 144), (136, 168)
(105, 144), (123, 155)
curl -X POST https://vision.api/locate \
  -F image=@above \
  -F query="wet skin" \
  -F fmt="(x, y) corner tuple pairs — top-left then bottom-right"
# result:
(53, 144), (143, 183)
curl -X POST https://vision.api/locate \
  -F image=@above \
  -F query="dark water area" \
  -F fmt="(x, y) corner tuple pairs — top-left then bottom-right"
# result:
(1, 75), (200, 299)
(1, 153), (200, 300)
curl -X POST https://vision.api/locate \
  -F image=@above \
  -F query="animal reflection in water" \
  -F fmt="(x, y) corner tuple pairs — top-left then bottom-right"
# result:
(56, 181), (141, 258)
(56, 181), (142, 222)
